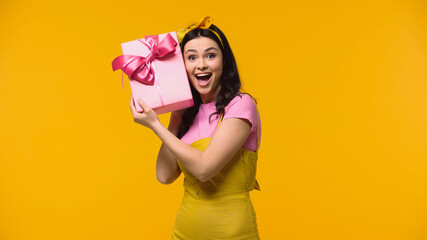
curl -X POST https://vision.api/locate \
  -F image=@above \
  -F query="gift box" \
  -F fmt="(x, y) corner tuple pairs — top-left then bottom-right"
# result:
(112, 31), (193, 114)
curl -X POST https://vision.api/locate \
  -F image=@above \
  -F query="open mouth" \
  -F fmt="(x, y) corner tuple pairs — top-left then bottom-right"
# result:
(195, 73), (212, 86)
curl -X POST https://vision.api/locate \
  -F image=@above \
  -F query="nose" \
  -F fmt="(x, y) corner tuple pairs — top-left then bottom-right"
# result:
(196, 58), (208, 70)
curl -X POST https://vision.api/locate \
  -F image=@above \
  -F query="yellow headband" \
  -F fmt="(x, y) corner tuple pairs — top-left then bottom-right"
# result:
(177, 16), (224, 48)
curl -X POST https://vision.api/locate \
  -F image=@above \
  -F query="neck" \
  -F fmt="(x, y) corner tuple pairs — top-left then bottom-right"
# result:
(200, 87), (221, 104)
(201, 95), (215, 104)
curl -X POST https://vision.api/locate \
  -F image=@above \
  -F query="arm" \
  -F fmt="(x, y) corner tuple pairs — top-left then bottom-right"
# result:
(155, 112), (182, 184)
(130, 97), (251, 182)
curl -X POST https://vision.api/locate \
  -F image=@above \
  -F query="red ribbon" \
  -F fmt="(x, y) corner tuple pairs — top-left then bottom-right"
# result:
(112, 33), (178, 85)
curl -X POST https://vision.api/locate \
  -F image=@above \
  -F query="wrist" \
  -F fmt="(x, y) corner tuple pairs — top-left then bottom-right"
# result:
(151, 120), (165, 134)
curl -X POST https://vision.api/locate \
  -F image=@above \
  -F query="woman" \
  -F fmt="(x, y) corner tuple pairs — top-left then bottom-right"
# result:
(130, 17), (261, 240)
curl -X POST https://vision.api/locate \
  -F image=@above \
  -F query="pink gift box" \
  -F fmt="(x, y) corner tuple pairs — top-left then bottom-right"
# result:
(114, 31), (193, 114)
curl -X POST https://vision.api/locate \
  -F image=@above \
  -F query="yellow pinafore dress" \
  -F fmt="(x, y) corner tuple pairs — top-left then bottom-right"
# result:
(172, 106), (261, 240)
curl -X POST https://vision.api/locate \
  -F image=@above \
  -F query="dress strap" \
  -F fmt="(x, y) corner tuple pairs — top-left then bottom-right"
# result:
(216, 106), (227, 128)
(251, 97), (260, 153)
(216, 94), (261, 191)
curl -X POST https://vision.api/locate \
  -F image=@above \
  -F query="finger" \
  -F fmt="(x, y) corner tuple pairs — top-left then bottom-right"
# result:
(137, 98), (151, 112)
(129, 95), (137, 114)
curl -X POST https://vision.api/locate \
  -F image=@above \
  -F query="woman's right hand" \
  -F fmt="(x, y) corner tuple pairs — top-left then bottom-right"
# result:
(129, 95), (160, 130)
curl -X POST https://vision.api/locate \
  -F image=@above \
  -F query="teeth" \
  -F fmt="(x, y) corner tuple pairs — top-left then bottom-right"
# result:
(196, 73), (211, 77)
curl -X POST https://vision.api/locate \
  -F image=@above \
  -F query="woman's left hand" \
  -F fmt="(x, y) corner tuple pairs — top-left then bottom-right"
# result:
(129, 95), (160, 129)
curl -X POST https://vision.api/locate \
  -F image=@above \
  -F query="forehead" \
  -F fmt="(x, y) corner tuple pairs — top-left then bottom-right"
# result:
(183, 37), (220, 52)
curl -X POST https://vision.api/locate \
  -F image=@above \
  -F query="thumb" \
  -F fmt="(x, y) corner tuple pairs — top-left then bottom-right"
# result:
(137, 98), (151, 112)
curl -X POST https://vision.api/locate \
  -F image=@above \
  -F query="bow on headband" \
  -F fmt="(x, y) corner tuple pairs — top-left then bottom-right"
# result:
(112, 33), (177, 85)
(177, 16), (223, 47)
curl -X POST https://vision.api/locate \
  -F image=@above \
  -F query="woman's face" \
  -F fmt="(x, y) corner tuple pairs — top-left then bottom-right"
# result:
(183, 37), (223, 104)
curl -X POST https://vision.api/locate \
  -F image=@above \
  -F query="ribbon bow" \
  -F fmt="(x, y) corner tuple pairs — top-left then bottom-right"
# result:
(112, 33), (177, 85)
(177, 16), (215, 43)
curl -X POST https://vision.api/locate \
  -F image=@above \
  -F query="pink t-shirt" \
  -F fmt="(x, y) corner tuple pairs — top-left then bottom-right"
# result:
(181, 94), (261, 152)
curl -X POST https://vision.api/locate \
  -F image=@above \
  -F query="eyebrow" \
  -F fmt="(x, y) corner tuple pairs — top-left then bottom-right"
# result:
(185, 47), (219, 54)
(204, 47), (219, 52)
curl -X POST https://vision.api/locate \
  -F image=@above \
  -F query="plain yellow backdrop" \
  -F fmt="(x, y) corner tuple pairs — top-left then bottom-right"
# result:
(1, 0), (426, 239)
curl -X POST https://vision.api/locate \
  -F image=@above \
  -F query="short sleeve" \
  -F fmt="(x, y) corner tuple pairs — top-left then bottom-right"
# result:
(222, 94), (261, 152)
(223, 94), (257, 132)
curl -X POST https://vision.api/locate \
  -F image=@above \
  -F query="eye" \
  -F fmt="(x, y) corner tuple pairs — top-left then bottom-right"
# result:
(187, 55), (196, 61)
(206, 53), (216, 59)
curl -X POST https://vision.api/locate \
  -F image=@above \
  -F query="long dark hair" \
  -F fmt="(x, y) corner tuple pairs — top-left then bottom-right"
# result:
(177, 24), (244, 138)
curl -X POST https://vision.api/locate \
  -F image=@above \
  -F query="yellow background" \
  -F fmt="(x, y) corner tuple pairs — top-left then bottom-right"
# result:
(1, 0), (426, 239)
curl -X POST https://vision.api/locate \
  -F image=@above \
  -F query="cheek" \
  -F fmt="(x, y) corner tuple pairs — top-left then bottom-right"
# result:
(184, 62), (193, 74)
(213, 59), (223, 73)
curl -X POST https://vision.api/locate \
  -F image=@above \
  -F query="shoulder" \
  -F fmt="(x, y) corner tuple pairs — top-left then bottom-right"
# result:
(226, 93), (257, 111)
(223, 93), (258, 131)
